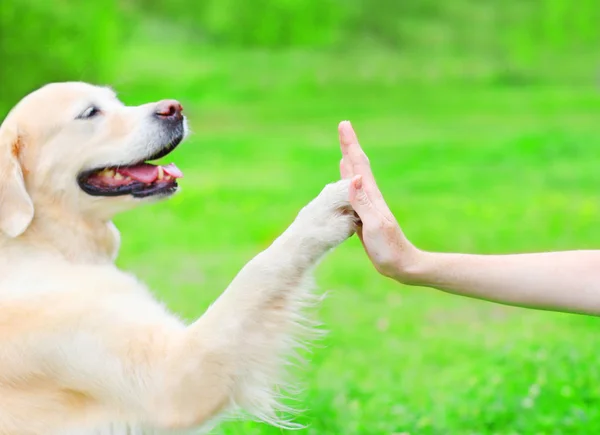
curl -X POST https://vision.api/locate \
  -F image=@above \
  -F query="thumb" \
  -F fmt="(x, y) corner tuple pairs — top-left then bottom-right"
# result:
(349, 175), (373, 218)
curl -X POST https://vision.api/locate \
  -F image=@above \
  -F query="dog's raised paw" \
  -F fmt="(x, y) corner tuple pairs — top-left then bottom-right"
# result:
(297, 179), (358, 247)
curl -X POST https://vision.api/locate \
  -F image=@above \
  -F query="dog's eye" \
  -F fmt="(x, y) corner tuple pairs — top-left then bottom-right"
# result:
(77, 106), (101, 120)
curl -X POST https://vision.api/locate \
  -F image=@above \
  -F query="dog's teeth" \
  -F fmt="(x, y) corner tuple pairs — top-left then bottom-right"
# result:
(157, 166), (164, 180)
(114, 173), (123, 180)
(104, 169), (115, 177)
(165, 175), (171, 181)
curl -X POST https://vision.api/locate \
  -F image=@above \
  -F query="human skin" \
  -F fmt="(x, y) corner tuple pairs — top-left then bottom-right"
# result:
(338, 120), (600, 316)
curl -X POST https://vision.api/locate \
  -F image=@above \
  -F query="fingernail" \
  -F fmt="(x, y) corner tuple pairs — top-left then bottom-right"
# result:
(352, 174), (363, 190)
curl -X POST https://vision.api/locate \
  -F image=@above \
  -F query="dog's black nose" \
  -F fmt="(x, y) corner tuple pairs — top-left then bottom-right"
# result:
(155, 100), (183, 121)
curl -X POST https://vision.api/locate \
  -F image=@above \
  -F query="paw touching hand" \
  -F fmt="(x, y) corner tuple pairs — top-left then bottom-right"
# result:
(297, 179), (359, 248)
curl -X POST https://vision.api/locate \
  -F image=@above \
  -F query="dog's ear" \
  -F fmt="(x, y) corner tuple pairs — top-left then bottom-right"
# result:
(0, 124), (34, 238)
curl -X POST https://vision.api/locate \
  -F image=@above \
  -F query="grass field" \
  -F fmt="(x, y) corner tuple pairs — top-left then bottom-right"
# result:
(105, 39), (600, 434)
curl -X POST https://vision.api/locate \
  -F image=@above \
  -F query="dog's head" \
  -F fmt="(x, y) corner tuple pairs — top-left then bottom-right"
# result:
(0, 82), (188, 238)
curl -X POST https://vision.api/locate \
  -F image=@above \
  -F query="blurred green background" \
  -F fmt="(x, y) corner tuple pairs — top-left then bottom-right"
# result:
(3, 1), (600, 433)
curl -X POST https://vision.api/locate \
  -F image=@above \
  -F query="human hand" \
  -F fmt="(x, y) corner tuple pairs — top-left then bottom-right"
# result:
(338, 121), (424, 283)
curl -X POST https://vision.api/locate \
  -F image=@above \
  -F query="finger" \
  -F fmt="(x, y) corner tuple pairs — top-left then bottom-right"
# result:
(350, 173), (398, 227)
(348, 175), (376, 219)
(338, 121), (356, 179)
(339, 121), (377, 185)
(339, 120), (360, 156)
(339, 120), (365, 168)
(340, 158), (353, 179)
(340, 121), (389, 211)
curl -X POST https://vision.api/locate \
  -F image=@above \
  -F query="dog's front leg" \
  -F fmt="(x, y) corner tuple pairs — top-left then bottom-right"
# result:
(156, 179), (357, 429)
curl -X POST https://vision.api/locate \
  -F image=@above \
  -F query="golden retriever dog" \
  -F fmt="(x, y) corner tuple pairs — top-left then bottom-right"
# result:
(0, 82), (357, 434)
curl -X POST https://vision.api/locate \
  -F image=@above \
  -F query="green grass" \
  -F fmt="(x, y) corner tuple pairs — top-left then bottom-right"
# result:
(109, 42), (600, 434)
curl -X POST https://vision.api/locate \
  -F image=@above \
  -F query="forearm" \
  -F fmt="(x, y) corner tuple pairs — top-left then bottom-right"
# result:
(407, 250), (600, 315)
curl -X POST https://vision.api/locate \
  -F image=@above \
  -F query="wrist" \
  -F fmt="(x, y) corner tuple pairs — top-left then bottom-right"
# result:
(390, 248), (438, 286)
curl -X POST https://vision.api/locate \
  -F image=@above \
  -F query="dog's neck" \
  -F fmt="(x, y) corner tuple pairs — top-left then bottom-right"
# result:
(17, 202), (121, 264)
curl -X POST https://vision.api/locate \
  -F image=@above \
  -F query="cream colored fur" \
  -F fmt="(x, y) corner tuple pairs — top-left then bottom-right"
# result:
(0, 82), (357, 434)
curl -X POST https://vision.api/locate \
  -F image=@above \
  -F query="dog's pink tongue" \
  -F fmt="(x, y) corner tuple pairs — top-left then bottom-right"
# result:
(118, 165), (157, 183)
(163, 163), (183, 178)
(118, 163), (183, 183)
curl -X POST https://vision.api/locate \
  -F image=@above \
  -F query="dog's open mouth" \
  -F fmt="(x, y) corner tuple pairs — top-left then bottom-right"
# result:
(78, 162), (183, 198)
(78, 126), (186, 198)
